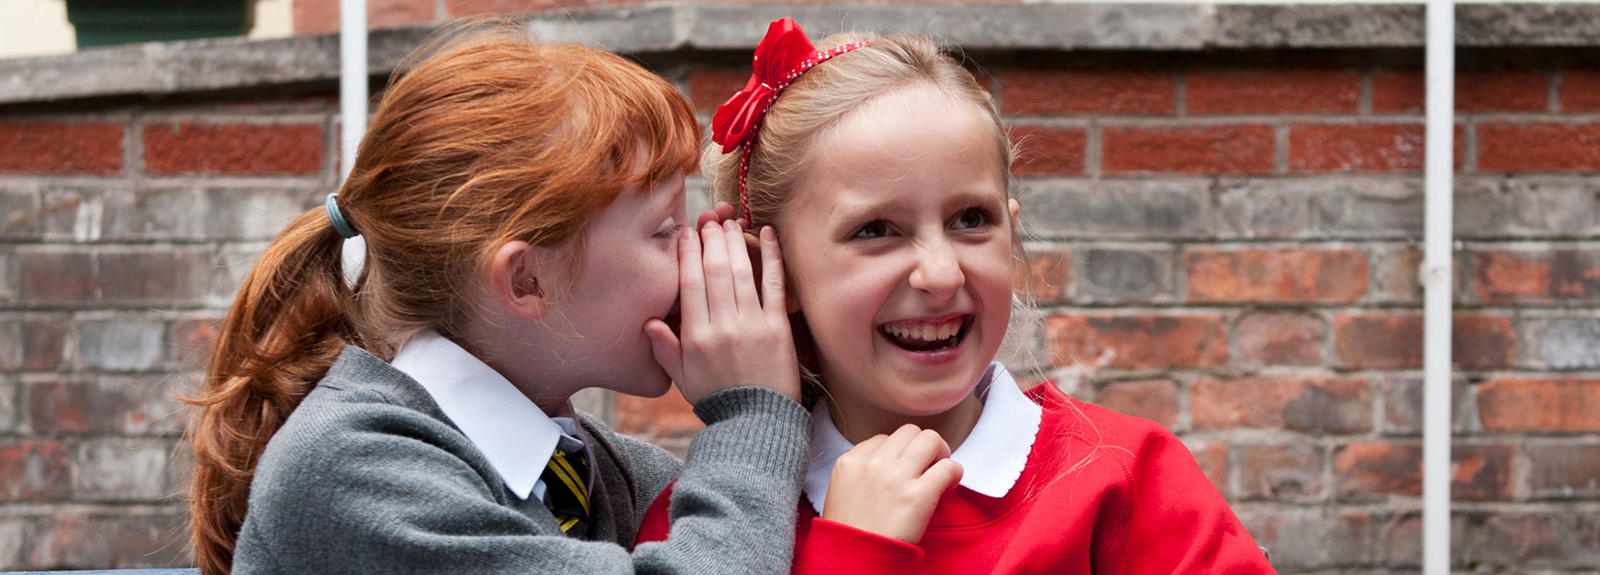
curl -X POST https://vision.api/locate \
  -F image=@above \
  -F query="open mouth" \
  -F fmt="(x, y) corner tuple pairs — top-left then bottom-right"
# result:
(879, 315), (972, 352)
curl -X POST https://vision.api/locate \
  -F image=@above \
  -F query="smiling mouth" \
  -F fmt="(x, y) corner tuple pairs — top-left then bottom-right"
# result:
(879, 315), (972, 352)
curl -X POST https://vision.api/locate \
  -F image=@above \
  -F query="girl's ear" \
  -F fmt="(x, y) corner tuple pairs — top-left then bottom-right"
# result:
(489, 240), (552, 320)
(1009, 199), (1021, 224)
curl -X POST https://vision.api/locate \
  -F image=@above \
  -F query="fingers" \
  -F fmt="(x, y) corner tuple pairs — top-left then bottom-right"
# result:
(698, 221), (736, 321)
(922, 459), (964, 493)
(759, 226), (786, 317)
(677, 228), (707, 328)
(695, 202), (738, 229)
(644, 319), (683, 386)
(723, 221), (760, 312)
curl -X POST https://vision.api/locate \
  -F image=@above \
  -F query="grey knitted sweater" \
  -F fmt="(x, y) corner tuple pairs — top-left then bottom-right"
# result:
(234, 346), (811, 574)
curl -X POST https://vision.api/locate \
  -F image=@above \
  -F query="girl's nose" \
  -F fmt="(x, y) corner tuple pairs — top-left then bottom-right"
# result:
(909, 239), (964, 301)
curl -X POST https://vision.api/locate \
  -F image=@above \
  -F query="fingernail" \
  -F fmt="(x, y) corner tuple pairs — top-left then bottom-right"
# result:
(724, 220), (738, 232)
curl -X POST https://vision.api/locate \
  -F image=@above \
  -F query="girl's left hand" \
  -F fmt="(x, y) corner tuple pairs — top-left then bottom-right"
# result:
(821, 424), (964, 544)
(645, 219), (799, 405)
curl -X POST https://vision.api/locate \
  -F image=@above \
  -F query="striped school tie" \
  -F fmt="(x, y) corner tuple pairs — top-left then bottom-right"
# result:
(542, 447), (590, 534)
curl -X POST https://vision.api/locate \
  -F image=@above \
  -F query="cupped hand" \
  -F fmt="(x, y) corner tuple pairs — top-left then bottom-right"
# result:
(821, 424), (964, 544)
(645, 218), (799, 405)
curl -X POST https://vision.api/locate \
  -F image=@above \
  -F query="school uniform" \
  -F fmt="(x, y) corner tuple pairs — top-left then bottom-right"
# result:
(234, 331), (811, 574)
(637, 363), (1275, 574)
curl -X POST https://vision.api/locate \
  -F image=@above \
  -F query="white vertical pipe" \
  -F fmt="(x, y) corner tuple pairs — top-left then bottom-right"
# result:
(339, 0), (367, 182)
(1422, 1), (1455, 574)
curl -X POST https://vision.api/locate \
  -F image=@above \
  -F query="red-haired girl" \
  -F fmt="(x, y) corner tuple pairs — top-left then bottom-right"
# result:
(186, 26), (806, 574)
(638, 19), (1276, 574)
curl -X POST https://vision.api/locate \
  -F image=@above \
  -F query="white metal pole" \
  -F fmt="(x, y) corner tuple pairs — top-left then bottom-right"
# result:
(339, 0), (368, 182)
(1422, 1), (1455, 574)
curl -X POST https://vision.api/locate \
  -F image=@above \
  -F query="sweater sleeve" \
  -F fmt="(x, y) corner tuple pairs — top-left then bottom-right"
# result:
(1103, 422), (1276, 575)
(234, 385), (810, 575)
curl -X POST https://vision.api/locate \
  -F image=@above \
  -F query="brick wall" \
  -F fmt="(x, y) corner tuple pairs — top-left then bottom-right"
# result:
(3, 4), (1599, 572)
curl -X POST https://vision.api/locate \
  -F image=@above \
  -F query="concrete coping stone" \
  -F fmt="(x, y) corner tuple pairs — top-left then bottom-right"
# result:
(2, 2), (1598, 106)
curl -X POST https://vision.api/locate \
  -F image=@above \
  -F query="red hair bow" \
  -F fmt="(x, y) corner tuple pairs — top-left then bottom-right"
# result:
(711, 18), (870, 218)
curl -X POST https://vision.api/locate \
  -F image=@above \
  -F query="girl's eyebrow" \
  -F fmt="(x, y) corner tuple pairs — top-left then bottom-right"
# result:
(826, 188), (1006, 222)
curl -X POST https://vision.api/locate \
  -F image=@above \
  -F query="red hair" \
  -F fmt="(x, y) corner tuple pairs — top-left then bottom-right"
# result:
(183, 25), (699, 575)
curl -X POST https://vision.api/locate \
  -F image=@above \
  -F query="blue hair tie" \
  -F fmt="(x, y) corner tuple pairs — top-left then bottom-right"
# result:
(325, 193), (359, 239)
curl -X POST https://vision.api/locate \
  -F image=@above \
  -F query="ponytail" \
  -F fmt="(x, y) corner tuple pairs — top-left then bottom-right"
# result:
(184, 209), (357, 575)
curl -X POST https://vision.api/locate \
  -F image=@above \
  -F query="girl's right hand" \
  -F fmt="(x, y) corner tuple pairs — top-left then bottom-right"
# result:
(645, 219), (800, 405)
(821, 425), (964, 544)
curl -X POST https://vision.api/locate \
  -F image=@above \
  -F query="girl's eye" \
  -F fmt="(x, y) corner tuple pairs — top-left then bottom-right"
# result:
(951, 208), (991, 230)
(853, 220), (893, 239)
(653, 219), (684, 239)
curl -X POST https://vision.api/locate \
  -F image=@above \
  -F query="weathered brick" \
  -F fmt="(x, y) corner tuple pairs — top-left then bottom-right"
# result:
(1103, 125), (1275, 175)
(1017, 180), (1210, 239)
(26, 378), (187, 435)
(210, 243), (267, 305)
(1022, 247), (1068, 304)
(1238, 442), (1324, 500)
(1383, 376), (1481, 435)
(1216, 180), (1308, 238)
(1010, 126), (1086, 176)
(16, 248), (211, 307)
(1562, 70), (1600, 112)
(19, 317), (68, 371)
(144, 122), (323, 175)
(1073, 247), (1173, 303)
(1471, 249), (1600, 304)
(1, 187), (38, 239)
(1333, 313), (1423, 370)
(1369, 246), (1423, 303)
(1237, 509), (1372, 569)
(1477, 122), (1600, 173)
(173, 314), (222, 371)
(16, 249), (96, 304)
(1334, 441), (1421, 499)
(1454, 178), (1510, 237)
(0, 321), (19, 371)
(999, 71), (1174, 115)
(1091, 379), (1177, 429)
(0, 121), (123, 175)
(1187, 70), (1360, 114)
(1185, 248), (1368, 303)
(686, 68), (748, 112)
(0, 439), (70, 501)
(1536, 318), (1600, 370)
(1453, 312), (1516, 370)
(1290, 124), (1425, 173)
(37, 187), (108, 242)
(1478, 377), (1600, 432)
(1235, 312), (1324, 366)
(1457, 71), (1549, 112)
(28, 513), (190, 569)
(1526, 443), (1600, 499)
(77, 319), (165, 372)
(1453, 444), (1514, 500)
(1505, 178), (1599, 235)
(1309, 181), (1425, 237)
(1193, 376), (1370, 433)
(1454, 512), (1600, 569)
(614, 385), (702, 439)
(71, 438), (174, 501)
(101, 187), (313, 241)
(1046, 314), (1227, 369)
(1184, 440), (1229, 496)
(1371, 70), (1423, 114)
(0, 518), (28, 570)
(0, 381), (16, 432)
(1375, 512), (1422, 568)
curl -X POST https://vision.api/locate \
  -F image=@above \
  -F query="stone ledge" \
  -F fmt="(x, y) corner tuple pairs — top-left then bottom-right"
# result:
(3, 2), (1598, 106)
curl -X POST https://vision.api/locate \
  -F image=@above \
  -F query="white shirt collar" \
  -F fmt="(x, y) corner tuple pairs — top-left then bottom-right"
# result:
(390, 330), (576, 501)
(803, 362), (1044, 514)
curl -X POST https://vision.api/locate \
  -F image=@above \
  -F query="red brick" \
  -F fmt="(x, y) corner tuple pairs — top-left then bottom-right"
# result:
(26, 380), (182, 435)
(370, 0), (437, 28)
(0, 440), (70, 501)
(1092, 379), (1177, 428)
(1186, 441), (1229, 496)
(1333, 313), (1423, 370)
(0, 122), (123, 175)
(144, 122), (323, 175)
(1452, 313), (1516, 370)
(1477, 122), (1600, 173)
(1334, 442), (1421, 498)
(1023, 248), (1069, 304)
(293, 0), (338, 33)
(1526, 443), (1600, 499)
(1192, 376), (1371, 433)
(1561, 70), (1600, 112)
(1185, 248), (1368, 303)
(1453, 444), (1514, 501)
(1187, 70), (1360, 114)
(687, 68), (751, 113)
(1239, 443), (1324, 499)
(1010, 126), (1086, 175)
(1235, 312), (1325, 366)
(1457, 72), (1549, 112)
(17, 250), (98, 304)
(1102, 125), (1275, 174)
(615, 385), (703, 438)
(999, 71), (1174, 115)
(1371, 71), (1424, 114)
(1289, 124), (1424, 173)
(1046, 314), (1227, 369)
(22, 317), (68, 371)
(1478, 378), (1600, 432)
(1471, 249), (1600, 304)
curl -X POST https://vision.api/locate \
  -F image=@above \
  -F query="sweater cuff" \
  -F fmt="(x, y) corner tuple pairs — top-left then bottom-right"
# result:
(687, 386), (811, 471)
(797, 518), (925, 573)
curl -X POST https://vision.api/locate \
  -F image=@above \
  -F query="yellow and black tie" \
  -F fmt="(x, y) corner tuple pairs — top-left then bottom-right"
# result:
(542, 447), (590, 534)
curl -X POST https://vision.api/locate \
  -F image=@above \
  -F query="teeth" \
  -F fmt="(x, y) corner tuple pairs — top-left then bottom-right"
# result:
(883, 318), (964, 342)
